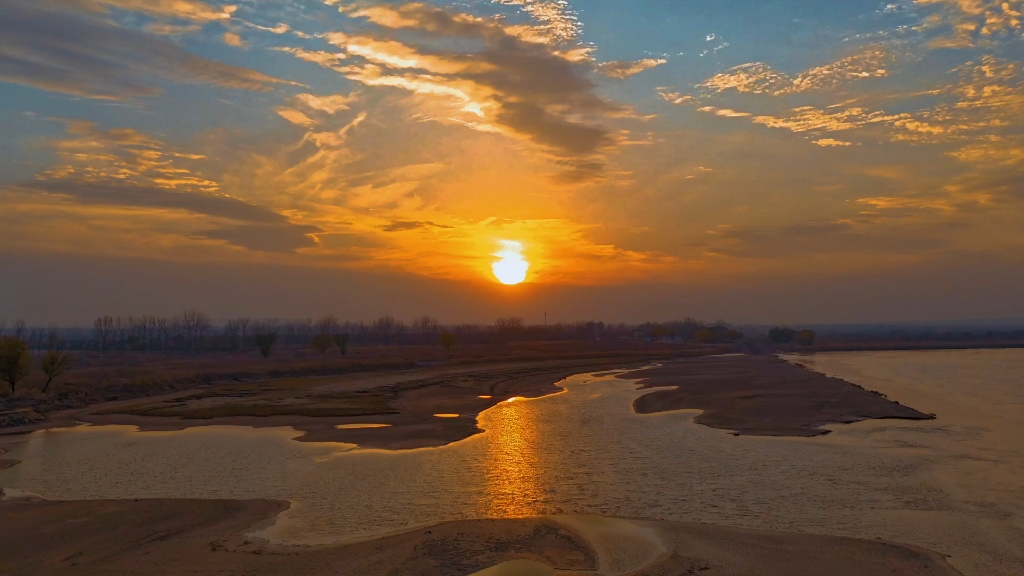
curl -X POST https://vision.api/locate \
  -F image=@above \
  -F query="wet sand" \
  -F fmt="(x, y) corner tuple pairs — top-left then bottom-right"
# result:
(0, 495), (961, 576)
(69, 358), (652, 450)
(624, 355), (933, 436)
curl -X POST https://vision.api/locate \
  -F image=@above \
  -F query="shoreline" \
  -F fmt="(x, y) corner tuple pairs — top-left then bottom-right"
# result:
(1, 352), (940, 451)
(0, 357), (656, 447)
(623, 355), (933, 437)
(0, 495), (964, 575)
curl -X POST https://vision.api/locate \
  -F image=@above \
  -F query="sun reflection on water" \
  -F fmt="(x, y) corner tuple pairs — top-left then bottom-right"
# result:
(480, 397), (543, 518)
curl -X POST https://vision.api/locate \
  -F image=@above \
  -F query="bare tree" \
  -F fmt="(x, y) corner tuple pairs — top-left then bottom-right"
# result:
(113, 316), (129, 349)
(179, 308), (211, 352)
(155, 317), (170, 351)
(224, 320), (240, 351)
(495, 317), (525, 331)
(13, 319), (26, 339)
(372, 316), (399, 346)
(412, 316), (442, 343)
(238, 317), (250, 351)
(46, 324), (62, 351)
(41, 350), (72, 393)
(315, 314), (341, 335)
(93, 316), (114, 352)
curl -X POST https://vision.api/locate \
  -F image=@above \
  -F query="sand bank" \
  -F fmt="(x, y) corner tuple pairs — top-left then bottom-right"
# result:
(0, 496), (962, 575)
(623, 355), (933, 436)
(72, 358), (651, 449)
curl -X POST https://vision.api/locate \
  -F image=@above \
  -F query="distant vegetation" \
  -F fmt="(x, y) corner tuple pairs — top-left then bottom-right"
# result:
(2, 314), (753, 356)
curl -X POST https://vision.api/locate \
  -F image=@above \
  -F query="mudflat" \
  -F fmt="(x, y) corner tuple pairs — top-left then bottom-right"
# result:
(625, 355), (934, 436)
(74, 357), (656, 449)
(0, 496), (962, 576)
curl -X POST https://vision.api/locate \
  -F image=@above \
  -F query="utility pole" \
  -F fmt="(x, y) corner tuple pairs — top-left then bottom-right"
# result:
(544, 312), (547, 326)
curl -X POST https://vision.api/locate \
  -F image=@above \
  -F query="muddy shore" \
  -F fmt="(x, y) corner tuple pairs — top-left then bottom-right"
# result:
(3, 353), (939, 449)
(624, 355), (934, 436)
(10, 357), (655, 450)
(0, 495), (962, 575)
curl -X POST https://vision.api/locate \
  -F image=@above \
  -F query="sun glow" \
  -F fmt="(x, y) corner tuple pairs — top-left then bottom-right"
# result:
(492, 240), (529, 285)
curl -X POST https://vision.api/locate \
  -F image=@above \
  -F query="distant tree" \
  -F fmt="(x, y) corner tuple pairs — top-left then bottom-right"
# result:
(315, 315), (341, 336)
(113, 316), (129, 348)
(695, 329), (716, 344)
(224, 320), (241, 351)
(372, 316), (400, 345)
(334, 333), (350, 355)
(439, 332), (456, 351)
(311, 333), (333, 354)
(795, 330), (816, 346)
(651, 324), (674, 340)
(13, 319), (26, 339)
(255, 333), (277, 358)
(45, 324), (62, 352)
(726, 329), (744, 341)
(0, 337), (31, 393)
(180, 308), (212, 353)
(237, 317), (251, 350)
(93, 316), (114, 352)
(768, 327), (797, 344)
(0, 320), (6, 338)
(494, 317), (525, 331)
(413, 316), (442, 339)
(40, 350), (72, 393)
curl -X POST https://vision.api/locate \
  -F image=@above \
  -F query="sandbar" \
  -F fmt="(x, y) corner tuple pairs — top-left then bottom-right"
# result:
(623, 355), (934, 436)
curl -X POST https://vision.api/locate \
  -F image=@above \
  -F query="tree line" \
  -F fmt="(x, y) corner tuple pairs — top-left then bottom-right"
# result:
(0, 313), (753, 358)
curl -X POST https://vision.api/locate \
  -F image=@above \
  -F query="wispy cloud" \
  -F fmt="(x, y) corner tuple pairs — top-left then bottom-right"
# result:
(597, 58), (667, 79)
(276, 1), (631, 182)
(0, 0), (293, 99)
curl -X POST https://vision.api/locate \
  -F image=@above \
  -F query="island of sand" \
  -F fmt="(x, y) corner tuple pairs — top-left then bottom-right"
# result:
(622, 355), (933, 436)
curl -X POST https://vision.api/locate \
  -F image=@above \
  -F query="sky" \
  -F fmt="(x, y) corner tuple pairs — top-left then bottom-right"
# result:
(2, 0), (1024, 324)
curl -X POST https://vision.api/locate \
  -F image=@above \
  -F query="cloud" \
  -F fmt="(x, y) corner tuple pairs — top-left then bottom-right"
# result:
(377, 220), (454, 232)
(272, 47), (348, 70)
(707, 219), (951, 259)
(698, 47), (894, 96)
(916, 0), (1023, 47)
(277, 1), (628, 182)
(814, 139), (853, 147)
(16, 120), (322, 252)
(698, 106), (751, 118)
(294, 93), (358, 114)
(23, 180), (294, 225)
(597, 58), (667, 79)
(36, 120), (218, 191)
(275, 106), (316, 126)
(222, 32), (246, 47)
(196, 223), (321, 252)
(19, 179), (324, 252)
(657, 89), (693, 106)
(493, 0), (582, 43)
(52, 0), (235, 23)
(0, 0), (291, 99)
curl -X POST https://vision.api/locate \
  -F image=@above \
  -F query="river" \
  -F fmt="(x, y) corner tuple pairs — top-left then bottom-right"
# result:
(2, 349), (1022, 575)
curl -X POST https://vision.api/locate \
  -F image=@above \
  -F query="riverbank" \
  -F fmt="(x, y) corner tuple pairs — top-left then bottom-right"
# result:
(0, 494), (962, 576)
(624, 354), (933, 436)
(0, 341), (732, 432)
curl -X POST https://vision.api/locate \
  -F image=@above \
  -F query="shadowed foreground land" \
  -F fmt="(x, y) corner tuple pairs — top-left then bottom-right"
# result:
(625, 355), (934, 436)
(0, 496), (962, 576)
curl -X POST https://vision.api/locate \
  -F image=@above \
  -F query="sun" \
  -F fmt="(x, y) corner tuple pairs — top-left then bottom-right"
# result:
(492, 240), (529, 285)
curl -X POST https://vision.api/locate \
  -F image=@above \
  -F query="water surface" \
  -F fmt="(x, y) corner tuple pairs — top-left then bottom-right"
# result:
(2, 350), (1022, 575)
